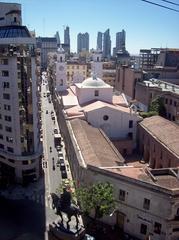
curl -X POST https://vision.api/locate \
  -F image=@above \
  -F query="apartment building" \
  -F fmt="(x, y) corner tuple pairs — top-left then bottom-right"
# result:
(0, 3), (42, 186)
(135, 79), (179, 122)
(115, 65), (143, 100)
(66, 62), (87, 85)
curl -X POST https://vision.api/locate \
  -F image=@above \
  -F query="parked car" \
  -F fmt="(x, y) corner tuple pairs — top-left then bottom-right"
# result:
(61, 170), (67, 179)
(57, 158), (64, 164)
(56, 145), (61, 151)
(60, 163), (66, 171)
(58, 152), (63, 157)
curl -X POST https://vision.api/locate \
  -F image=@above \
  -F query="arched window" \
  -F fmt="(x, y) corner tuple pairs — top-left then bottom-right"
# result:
(60, 56), (62, 62)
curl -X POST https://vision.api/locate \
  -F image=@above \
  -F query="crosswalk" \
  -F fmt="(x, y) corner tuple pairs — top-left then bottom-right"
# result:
(28, 193), (53, 209)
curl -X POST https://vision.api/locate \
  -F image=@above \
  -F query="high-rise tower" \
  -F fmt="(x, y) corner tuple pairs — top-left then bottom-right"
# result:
(97, 32), (103, 51)
(77, 32), (89, 54)
(116, 29), (126, 52)
(0, 2), (42, 185)
(64, 26), (70, 48)
(103, 29), (111, 59)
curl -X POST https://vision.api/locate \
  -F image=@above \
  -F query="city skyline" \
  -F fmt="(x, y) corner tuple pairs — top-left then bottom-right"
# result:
(1, 0), (179, 54)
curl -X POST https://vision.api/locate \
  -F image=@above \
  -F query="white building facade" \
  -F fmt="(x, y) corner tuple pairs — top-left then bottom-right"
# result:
(0, 2), (42, 185)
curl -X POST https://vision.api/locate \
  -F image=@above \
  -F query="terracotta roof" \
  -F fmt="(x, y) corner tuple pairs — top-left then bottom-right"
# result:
(70, 119), (124, 168)
(139, 116), (179, 156)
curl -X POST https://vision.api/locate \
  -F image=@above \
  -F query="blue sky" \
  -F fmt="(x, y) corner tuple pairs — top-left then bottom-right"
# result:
(3, 0), (179, 54)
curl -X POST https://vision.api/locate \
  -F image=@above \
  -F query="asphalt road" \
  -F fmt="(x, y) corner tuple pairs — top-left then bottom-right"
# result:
(41, 82), (63, 195)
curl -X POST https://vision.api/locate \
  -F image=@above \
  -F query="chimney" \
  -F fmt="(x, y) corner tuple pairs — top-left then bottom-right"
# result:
(165, 83), (167, 89)
(172, 85), (175, 92)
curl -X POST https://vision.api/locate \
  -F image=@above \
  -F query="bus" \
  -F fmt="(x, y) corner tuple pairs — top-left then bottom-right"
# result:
(54, 133), (61, 147)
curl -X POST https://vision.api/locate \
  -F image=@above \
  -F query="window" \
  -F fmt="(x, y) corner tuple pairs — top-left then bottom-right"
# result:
(0, 134), (3, 140)
(173, 228), (179, 232)
(165, 98), (168, 104)
(103, 115), (109, 121)
(0, 124), (2, 130)
(4, 116), (12, 122)
(3, 93), (10, 100)
(2, 70), (9, 77)
(0, 114), (1, 119)
(94, 90), (99, 96)
(129, 120), (133, 128)
(174, 101), (177, 107)
(3, 82), (10, 88)
(6, 136), (13, 143)
(1, 59), (8, 65)
(23, 160), (28, 165)
(168, 113), (171, 120)
(4, 104), (11, 111)
(5, 126), (12, 132)
(172, 116), (175, 121)
(170, 99), (173, 105)
(154, 222), (161, 234)
(119, 189), (126, 201)
(7, 147), (14, 153)
(8, 159), (15, 163)
(140, 224), (147, 235)
(60, 57), (62, 62)
(0, 143), (4, 149)
(60, 79), (63, 86)
(128, 132), (133, 139)
(143, 198), (150, 210)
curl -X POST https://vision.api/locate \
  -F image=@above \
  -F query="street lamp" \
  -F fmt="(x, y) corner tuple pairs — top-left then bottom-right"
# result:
(109, 209), (118, 217)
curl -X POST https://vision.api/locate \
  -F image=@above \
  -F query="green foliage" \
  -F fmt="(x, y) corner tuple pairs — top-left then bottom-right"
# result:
(76, 182), (115, 219)
(139, 96), (166, 119)
(139, 111), (158, 118)
(149, 97), (166, 117)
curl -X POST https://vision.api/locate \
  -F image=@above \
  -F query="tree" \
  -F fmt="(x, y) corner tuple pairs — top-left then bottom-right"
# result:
(76, 182), (115, 220)
(149, 96), (166, 117)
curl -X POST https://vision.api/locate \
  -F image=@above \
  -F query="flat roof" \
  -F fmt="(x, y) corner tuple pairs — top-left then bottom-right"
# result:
(141, 79), (179, 95)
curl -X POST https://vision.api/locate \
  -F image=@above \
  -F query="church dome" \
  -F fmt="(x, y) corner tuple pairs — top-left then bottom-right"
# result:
(82, 76), (107, 88)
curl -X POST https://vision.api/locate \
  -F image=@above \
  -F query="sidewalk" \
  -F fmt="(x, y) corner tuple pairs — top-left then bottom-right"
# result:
(0, 176), (46, 200)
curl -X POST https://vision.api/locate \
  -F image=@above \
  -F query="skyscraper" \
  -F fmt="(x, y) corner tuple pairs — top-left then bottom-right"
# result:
(64, 26), (70, 46)
(0, 2), (42, 185)
(77, 32), (89, 54)
(103, 29), (111, 59)
(55, 31), (61, 46)
(97, 32), (103, 51)
(116, 29), (126, 52)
